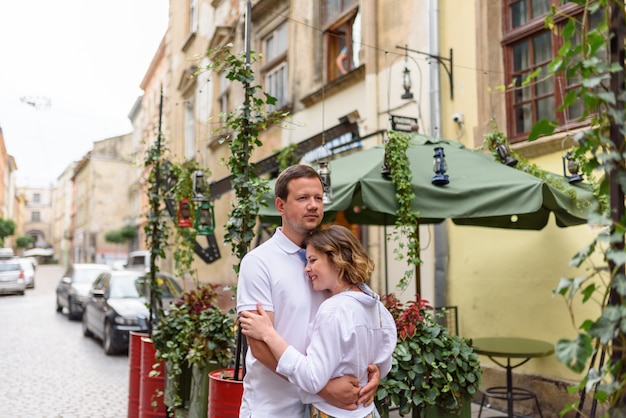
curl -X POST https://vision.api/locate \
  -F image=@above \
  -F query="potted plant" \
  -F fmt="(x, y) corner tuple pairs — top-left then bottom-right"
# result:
(376, 294), (482, 418)
(152, 283), (236, 417)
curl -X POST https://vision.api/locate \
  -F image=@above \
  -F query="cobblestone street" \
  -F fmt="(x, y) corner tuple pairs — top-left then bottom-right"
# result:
(0, 265), (129, 418)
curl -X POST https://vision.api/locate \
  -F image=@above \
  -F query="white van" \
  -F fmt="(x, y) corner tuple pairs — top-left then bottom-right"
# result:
(116, 250), (151, 272)
(0, 248), (15, 258)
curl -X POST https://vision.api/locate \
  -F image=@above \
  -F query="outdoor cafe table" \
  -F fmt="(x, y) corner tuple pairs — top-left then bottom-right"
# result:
(472, 337), (555, 418)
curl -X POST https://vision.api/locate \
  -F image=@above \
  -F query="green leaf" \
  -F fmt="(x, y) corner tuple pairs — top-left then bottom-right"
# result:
(555, 335), (593, 373)
(589, 317), (617, 344)
(528, 118), (557, 142)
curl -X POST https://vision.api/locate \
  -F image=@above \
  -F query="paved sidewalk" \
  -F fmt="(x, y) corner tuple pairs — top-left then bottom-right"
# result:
(388, 401), (508, 417)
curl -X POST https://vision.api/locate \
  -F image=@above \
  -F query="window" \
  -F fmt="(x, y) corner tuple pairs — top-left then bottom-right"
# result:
(322, 2), (361, 82)
(184, 100), (195, 159)
(503, 1), (603, 142)
(33, 193), (40, 203)
(218, 71), (230, 123)
(31, 211), (40, 222)
(262, 21), (288, 111)
(189, 0), (198, 34)
(264, 21), (287, 61)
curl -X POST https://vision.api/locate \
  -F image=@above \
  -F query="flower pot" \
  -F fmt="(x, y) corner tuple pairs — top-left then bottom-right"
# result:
(139, 336), (166, 418)
(420, 400), (471, 418)
(164, 359), (192, 411)
(188, 362), (222, 418)
(208, 368), (244, 418)
(128, 331), (148, 418)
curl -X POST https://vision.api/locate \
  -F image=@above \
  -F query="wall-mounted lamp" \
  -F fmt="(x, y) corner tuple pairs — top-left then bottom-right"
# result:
(562, 152), (583, 183)
(318, 161), (332, 204)
(432, 147), (449, 186)
(192, 170), (206, 200)
(495, 143), (518, 167)
(177, 198), (193, 228)
(397, 45), (454, 100)
(195, 201), (216, 236)
(401, 67), (414, 100)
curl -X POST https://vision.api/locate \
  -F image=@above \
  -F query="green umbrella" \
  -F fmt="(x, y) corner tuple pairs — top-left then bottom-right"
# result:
(258, 134), (596, 229)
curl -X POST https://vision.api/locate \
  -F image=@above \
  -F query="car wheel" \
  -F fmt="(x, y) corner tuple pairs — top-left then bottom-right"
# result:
(82, 313), (93, 337)
(18, 290), (24, 295)
(103, 321), (117, 355)
(67, 297), (79, 321)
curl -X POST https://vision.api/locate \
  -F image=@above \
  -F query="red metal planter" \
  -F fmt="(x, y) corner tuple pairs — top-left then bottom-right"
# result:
(139, 336), (166, 418)
(127, 331), (148, 418)
(208, 368), (244, 418)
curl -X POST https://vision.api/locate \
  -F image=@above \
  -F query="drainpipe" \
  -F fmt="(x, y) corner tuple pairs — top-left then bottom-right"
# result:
(428, 0), (449, 308)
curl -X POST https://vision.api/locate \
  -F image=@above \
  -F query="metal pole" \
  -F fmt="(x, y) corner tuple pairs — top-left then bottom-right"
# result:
(148, 86), (164, 337)
(234, 0), (252, 382)
(609, 1), (625, 407)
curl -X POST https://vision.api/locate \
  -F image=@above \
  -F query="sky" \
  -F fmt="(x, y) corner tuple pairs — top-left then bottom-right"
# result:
(0, 1), (169, 186)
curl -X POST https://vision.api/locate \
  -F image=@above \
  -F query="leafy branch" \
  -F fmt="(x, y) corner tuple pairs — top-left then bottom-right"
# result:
(201, 44), (285, 273)
(518, 3), (626, 412)
(385, 131), (422, 290)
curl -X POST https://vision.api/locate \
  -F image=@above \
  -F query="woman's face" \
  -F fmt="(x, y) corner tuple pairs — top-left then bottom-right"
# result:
(305, 245), (343, 294)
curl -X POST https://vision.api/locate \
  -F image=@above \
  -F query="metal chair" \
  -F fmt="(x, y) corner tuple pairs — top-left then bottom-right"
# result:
(429, 306), (459, 336)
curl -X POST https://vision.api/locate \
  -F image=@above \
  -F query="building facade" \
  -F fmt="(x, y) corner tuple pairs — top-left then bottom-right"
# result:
(13, 1), (593, 412)
(71, 134), (134, 265)
(19, 184), (54, 250)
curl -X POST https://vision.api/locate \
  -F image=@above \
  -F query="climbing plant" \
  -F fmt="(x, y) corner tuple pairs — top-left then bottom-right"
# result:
(277, 142), (299, 172)
(482, 118), (602, 210)
(163, 159), (212, 288)
(201, 43), (285, 273)
(385, 130), (422, 290)
(144, 126), (212, 331)
(516, 2), (625, 412)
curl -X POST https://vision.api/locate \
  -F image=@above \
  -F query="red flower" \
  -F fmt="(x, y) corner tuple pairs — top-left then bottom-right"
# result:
(382, 293), (433, 340)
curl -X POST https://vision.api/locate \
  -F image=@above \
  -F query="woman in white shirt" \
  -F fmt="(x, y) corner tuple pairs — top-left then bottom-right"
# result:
(239, 225), (397, 418)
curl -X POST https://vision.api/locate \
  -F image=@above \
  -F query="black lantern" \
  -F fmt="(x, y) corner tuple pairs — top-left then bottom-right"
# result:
(177, 198), (193, 228)
(563, 152), (583, 183)
(495, 143), (518, 167)
(401, 67), (414, 100)
(432, 147), (449, 186)
(318, 161), (332, 204)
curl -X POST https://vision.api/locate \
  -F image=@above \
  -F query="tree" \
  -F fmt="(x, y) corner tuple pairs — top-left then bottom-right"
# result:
(105, 225), (138, 244)
(0, 219), (16, 247)
(16, 236), (34, 249)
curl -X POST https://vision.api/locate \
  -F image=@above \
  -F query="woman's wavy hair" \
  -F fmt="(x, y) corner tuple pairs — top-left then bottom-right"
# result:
(303, 225), (374, 285)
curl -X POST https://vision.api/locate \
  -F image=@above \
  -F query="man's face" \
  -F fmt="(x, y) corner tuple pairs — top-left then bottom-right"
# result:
(276, 177), (324, 241)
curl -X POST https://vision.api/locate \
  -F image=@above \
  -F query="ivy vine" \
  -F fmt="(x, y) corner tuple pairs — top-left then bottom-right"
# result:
(482, 118), (601, 212)
(277, 142), (299, 172)
(144, 128), (169, 334)
(385, 130), (422, 290)
(201, 43), (285, 274)
(512, 3), (624, 411)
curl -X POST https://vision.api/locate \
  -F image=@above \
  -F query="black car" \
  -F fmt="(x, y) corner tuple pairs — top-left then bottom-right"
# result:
(82, 270), (182, 355)
(55, 263), (112, 320)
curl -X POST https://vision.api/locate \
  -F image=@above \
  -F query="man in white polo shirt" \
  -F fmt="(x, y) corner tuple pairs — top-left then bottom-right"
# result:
(237, 164), (379, 417)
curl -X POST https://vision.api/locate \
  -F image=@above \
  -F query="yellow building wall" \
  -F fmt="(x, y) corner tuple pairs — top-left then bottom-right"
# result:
(437, 0), (600, 384)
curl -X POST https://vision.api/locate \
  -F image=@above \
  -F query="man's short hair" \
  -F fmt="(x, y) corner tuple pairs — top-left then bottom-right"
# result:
(275, 164), (322, 200)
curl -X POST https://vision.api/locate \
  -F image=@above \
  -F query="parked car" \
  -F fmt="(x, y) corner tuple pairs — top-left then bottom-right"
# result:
(18, 258), (36, 289)
(0, 256), (25, 296)
(82, 270), (182, 355)
(55, 263), (112, 320)
(113, 250), (151, 272)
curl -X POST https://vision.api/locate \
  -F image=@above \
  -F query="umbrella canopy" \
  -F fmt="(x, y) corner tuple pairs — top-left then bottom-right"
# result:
(258, 134), (596, 229)
(23, 248), (54, 257)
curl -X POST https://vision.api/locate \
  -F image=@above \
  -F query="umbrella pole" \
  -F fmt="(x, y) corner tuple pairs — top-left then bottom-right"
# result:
(415, 225), (421, 296)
